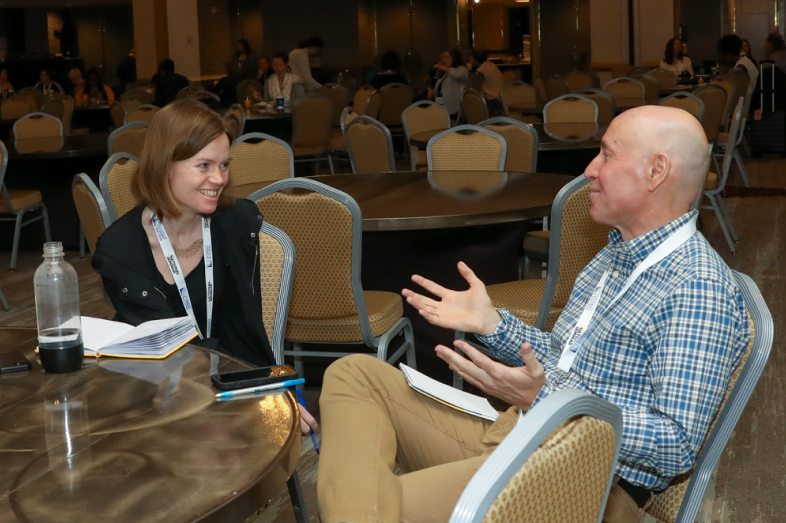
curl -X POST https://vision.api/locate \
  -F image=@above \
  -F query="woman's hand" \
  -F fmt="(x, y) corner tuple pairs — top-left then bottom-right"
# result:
(300, 405), (320, 437)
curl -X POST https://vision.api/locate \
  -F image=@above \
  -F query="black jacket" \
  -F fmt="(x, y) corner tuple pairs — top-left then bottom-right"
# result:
(154, 73), (190, 107)
(92, 199), (275, 367)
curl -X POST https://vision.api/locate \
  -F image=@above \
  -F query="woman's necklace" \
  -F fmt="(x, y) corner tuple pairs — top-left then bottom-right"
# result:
(174, 238), (203, 258)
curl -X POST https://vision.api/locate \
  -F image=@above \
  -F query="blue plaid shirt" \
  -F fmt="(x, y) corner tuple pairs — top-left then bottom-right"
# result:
(477, 211), (750, 490)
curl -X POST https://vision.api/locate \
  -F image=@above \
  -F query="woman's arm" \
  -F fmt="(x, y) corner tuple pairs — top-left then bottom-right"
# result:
(448, 66), (468, 81)
(104, 85), (115, 105)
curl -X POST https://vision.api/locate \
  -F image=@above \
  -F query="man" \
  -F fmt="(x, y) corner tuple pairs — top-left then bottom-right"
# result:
(316, 106), (750, 523)
(764, 33), (786, 75)
(257, 56), (273, 81)
(471, 50), (504, 99)
(289, 36), (323, 91)
(54, 9), (79, 57)
(116, 49), (137, 91)
(35, 70), (62, 95)
(719, 34), (758, 85)
(154, 59), (189, 107)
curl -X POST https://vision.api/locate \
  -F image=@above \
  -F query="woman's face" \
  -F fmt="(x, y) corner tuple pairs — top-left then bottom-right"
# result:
(272, 58), (287, 76)
(237, 42), (245, 54)
(442, 52), (452, 68)
(742, 41), (751, 54)
(169, 135), (230, 216)
(673, 39), (682, 54)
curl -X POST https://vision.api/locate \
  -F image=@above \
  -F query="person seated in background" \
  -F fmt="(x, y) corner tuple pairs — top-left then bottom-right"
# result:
(764, 33), (786, 75)
(154, 59), (190, 107)
(660, 37), (694, 78)
(68, 68), (85, 96)
(368, 50), (409, 89)
(719, 34), (758, 85)
(289, 36), (323, 91)
(264, 51), (305, 106)
(741, 39), (757, 67)
(116, 49), (138, 93)
(470, 50), (504, 98)
(430, 49), (468, 120)
(35, 70), (63, 95)
(75, 68), (114, 106)
(91, 100), (319, 436)
(316, 106), (750, 523)
(257, 56), (273, 81)
(0, 69), (15, 99)
(211, 61), (245, 107)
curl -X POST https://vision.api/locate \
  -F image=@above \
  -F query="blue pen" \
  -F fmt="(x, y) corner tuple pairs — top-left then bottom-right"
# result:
(214, 378), (305, 398)
(295, 387), (320, 454)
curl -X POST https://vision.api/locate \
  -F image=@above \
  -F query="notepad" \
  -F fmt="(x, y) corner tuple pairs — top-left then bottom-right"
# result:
(400, 364), (499, 422)
(80, 316), (198, 359)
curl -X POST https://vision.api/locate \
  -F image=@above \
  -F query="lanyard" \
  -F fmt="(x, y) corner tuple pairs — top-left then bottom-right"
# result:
(150, 211), (213, 339)
(556, 216), (698, 373)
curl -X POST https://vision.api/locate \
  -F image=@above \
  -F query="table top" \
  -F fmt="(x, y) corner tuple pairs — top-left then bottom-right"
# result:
(408, 123), (605, 151)
(73, 105), (111, 111)
(2, 132), (109, 160)
(245, 106), (292, 120)
(0, 327), (300, 523)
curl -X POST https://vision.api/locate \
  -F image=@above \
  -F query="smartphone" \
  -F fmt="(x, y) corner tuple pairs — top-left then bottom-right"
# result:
(0, 352), (32, 374)
(211, 365), (300, 391)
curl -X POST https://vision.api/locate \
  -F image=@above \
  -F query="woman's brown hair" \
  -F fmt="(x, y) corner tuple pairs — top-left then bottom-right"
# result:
(131, 99), (233, 219)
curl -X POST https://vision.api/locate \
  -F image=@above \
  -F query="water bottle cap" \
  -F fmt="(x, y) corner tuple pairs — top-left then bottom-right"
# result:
(42, 242), (64, 257)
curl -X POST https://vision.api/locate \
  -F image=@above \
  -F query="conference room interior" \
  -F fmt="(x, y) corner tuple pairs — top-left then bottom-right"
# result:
(0, 0), (784, 521)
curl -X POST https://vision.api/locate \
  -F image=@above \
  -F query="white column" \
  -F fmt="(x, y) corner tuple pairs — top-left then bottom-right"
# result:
(166, 0), (201, 80)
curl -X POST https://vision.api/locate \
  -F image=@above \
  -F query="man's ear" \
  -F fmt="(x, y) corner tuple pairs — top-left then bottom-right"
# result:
(647, 152), (670, 192)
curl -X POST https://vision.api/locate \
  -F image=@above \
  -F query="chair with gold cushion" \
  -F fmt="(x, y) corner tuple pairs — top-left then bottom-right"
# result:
(353, 86), (382, 119)
(13, 112), (63, 139)
(612, 64), (634, 78)
(344, 116), (396, 173)
(248, 178), (416, 375)
(534, 78), (549, 106)
(648, 68), (678, 89)
(109, 102), (126, 129)
(0, 141), (51, 270)
(377, 83), (414, 137)
(544, 94), (598, 123)
(575, 88), (616, 125)
(402, 100), (451, 170)
(713, 80), (755, 188)
(725, 72), (751, 113)
(125, 104), (159, 125)
(337, 71), (360, 99)
(450, 388), (623, 523)
(72, 173), (112, 258)
(16, 87), (42, 110)
(226, 103), (247, 136)
(228, 132), (294, 196)
(638, 271), (772, 523)
(258, 222), (296, 366)
(317, 83), (351, 128)
(604, 77), (645, 109)
(565, 71), (595, 92)
(659, 92), (705, 122)
(479, 117), (538, 173)
(1, 96), (34, 119)
(292, 93), (335, 174)
(427, 125), (507, 171)
(545, 75), (568, 101)
(692, 84), (727, 145)
(223, 114), (241, 141)
(108, 121), (149, 157)
(461, 88), (490, 125)
(99, 152), (139, 221)
(328, 106), (359, 168)
(41, 98), (65, 122)
(500, 81), (541, 125)
(60, 96), (75, 134)
(631, 74), (660, 105)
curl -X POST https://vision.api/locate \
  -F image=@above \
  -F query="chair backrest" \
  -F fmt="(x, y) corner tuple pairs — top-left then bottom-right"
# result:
(337, 71), (359, 99)
(377, 83), (414, 126)
(223, 114), (240, 141)
(108, 121), (149, 157)
(707, 98), (744, 196)
(631, 74), (659, 104)
(603, 77), (645, 109)
(500, 81), (538, 115)
(13, 112), (63, 139)
(612, 64), (634, 78)
(726, 72), (751, 111)
(316, 83), (351, 127)
(226, 103), (247, 136)
(121, 97), (143, 113)
(660, 92), (705, 121)
(461, 88), (490, 125)
(186, 90), (221, 103)
(449, 388), (623, 523)
(1, 96), (34, 119)
(534, 78), (548, 107)
(344, 116), (396, 173)
(248, 178), (379, 346)
(543, 94), (599, 123)
(427, 125), (507, 171)
(230, 132), (294, 185)
(108, 102), (125, 129)
(124, 86), (153, 105)
(575, 89), (615, 125)
(643, 270), (772, 523)
(693, 84), (727, 142)
(545, 75), (568, 101)
(468, 69), (485, 92)
(72, 173), (113, 253)
(536, 176), (614, 330)
(340, 106), (359, 131)
(292, 94), (333, 147)
(124, 104), (159, 125)
(711, 78), (737, 132)
(479, 117), (538, 172)
(627, 66), (654, 76)
(402, 100), (450, 139)
(41, 98), (64, 121)
(353, 86), (377, 116)
(648, 68), (678, 89)
(99, 152), (139, 221)
(565, 71), (595, 92)
(177, 85), (199, 100)
(258, 222), (296, 365)
(17, 87), (42, 110)
(60, 96), (75, 134)
(236, 80), (264, 105)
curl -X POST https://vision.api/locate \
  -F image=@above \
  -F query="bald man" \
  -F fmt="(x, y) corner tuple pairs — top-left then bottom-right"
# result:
(317, 107), (750, 523)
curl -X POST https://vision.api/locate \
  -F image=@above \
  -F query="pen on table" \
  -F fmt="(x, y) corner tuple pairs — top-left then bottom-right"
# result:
(295, 387), (320, 454)
(214, 378), (305, 398)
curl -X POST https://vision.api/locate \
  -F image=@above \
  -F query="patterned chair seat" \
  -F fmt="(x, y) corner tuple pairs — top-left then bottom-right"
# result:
(0, 190), (42, 212)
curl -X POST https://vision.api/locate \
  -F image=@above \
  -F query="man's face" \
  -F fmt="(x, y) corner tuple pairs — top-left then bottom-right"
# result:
(259, 58), (269, 72)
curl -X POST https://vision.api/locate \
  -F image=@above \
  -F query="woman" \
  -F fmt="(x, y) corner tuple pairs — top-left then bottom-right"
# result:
(660, 37), (694, 77)
(35, 70), (63, 95)
(264, 52), (305, 106)
(0, 69), (14, 99)
(75, 68), (115, 106)
(92, 100), (318, 435)
(741, 39), (757, 67)
(431, 49), (468, 119)
(235, 39), (257, 79)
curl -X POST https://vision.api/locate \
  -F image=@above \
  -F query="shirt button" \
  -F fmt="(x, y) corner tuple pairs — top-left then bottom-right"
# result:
(250, 232), (256, 238)
(122, 287), (128, 293)
(612, 271), (620, 278)
(142, 291), (148, 297)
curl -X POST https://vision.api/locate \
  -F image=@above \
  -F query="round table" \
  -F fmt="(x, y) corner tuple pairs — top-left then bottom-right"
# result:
(244, 107), (293, 141)
(0, 327), (300, 523)
(72, 105), (113, 133)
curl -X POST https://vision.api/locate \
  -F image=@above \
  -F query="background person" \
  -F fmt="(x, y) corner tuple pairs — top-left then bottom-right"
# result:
(431, 49), (468, 120)
(471, 50), (504, 98)
(154, 59), (190, 107)
(264, 51), (305, 106)
(719, 34), (758, 84)
(35, 70), (63, 95)
(75, 68), (115, 106)
(741, 39), (757, 67)
(116, 49), (138, 91)
(257, 56), (274, 81)
(234, 39), (258, 79)
(54, 9), (79, 57)
(764, 33), (786, 75)
(0, 69), (15, 99)
(289, 37), (323, 91)
(660, 37), (694, 77)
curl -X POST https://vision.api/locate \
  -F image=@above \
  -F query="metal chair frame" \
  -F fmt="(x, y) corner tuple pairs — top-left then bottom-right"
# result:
(575, 88), (616, 123)
(291, 93), (335, 175)
(107, 121), (149, 156)
(713, 80), (755, 188)
(478, 116), (539, 172)
(461, 88), (490, 125)
(73, 173), (113, 257)
(660, 91), (706, 122)
(12, 112), (63, 139)
(343, 115), (396, 173)
(543, 93), (599, 123)
(426, 125), (507, 171)
(603, 77), (646, 108)
(402, 100), (451, 171)
(99, 151), (138, 222)
(231, 132), (295, 180)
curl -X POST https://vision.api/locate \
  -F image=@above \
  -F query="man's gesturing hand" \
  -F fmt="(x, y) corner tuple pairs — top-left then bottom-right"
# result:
(437, 340), (546, 412)
(402, 261), (501, 336)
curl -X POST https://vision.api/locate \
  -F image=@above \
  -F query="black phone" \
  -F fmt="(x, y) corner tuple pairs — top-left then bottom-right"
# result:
(0, 352), (32, 374)
(210, 365), (300, 391)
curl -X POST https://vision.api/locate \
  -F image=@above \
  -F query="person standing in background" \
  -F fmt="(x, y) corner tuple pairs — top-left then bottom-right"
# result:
(117, 50), (138, 91)
(234, 39), (257, 80)
(471, 50), (503, 99)
(660, 38), (694, 77)
(741, 39), (757, 67)
(431, 49), (468, 120)
(54, 9), (79, 57)
(764, 33), (786, 75)
(289, 37), (323, 92)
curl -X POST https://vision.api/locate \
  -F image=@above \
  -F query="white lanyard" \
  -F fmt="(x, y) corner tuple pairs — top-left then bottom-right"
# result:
(556, 217), (698, 373)
(150, 211), (213, 339)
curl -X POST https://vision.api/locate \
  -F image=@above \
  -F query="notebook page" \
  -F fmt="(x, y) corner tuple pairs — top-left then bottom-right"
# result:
(105, 317), (189, 346)
(81, 316), (135, 353)
(400, 364), (499, 421)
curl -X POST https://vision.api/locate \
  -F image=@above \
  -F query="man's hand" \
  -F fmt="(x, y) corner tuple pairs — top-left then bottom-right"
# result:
(300, 406), (320, 437)
(402, 262), (501, 336)
(437, 340), (546, 412)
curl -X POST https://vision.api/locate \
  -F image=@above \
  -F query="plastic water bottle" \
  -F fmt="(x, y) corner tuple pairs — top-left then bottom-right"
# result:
(34, 242), (84, 373)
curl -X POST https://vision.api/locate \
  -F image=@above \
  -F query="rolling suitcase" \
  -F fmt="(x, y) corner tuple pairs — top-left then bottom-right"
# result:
(750, 60), (786, 155)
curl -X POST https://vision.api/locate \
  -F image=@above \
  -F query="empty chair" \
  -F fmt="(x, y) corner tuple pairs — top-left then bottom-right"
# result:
(177, 85), (199, 100)
(543, 94), (598, 123)
(461, 88), (490, 125)
(467, 69), (485, 92)
(500, 81), (540, 124)
(545, 75), (568, 101)
(291, 94), (334, 174)
(99, 152), (139, 221)
(223, 114), (241, 141)
(576, 88), (616, 125)
(714, 81), (755, 187)
(660, 92), (705, 121)
(427, 125), (506, 171)
(1, 96), (34, 119)
(603, 77), (645, 109)
(534, 77), (549, 106)
(630, 74), (660, 104)
(377, 83), (414, 134)
(13, 112), (63, 139)
(725, 72), (751, 111)
(226, 104), (246, 136)
(236, 79), (265, 105)
(344, 116), (396, 173)
(711, 78), (737, 132)
(229, 132), (294, 194)
(648, 68), (678, 89)
(125, 104), (159, 125)
(108, 121), (149, 157)
(337, 71), (360, 99)
(353, 86), (381, 118)
(109, 102), (126, 129)
(628, 66), (653, 76)
(72, 173), (112, 257)
(120, 97), (143, 113)
(329, 106), (358, 160)
(317, 83), (351, 128)
(17, 87), (42, 110)
(694, 84), (727, 143)
(565, 70), (595, 92)
(61, 96), (75, 134)
(402, 100), (451, 170)
(479, 117), (538, 172)
(41, 98), (64, 122)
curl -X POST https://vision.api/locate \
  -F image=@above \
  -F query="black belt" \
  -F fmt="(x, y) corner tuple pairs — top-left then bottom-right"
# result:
(617, 478), (652, 508)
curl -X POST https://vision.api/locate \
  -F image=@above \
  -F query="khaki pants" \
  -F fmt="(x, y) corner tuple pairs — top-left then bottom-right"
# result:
(317, 354), (642, 523)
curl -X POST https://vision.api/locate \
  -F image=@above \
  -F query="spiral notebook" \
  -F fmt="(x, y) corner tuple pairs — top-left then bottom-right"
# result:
(80, 316), (197, 359)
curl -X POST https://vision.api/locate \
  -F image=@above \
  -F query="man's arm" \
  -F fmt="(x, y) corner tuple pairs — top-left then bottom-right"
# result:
(291, 50), (321, 90)
(476, 308), (552, 366)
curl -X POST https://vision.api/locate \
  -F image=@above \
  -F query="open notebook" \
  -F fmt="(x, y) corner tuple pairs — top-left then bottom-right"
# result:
(400, 364), (500, 422)
(80, 316), (197, 359)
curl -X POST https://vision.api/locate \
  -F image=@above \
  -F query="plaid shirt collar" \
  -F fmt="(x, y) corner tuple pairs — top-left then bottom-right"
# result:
(606, 210), (698, 265)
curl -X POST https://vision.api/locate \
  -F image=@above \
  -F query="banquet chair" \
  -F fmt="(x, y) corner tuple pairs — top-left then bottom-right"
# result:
(1, 96), (34, 119)
(226, 103), (247, 136)
(603, 77), (645, 109)
(534, 78), (549, 107)
(337, 70), (359, 99)
(631, 74), (660, 105)
(229, 132), (294, 195)
(0, 141), (51, 270)
(479, 117), (538, 172)
(13, 112), (63, 139)
(575, 89), (615, 125)
(41, 98), (64, 122)
(468, 69), (485, 92)
(317, 83), (351, 128)
(107, 121), (149, 157)
(693, 84), (727, 145)
(612, 64), (634, 79)
(545, 75), (568, 101)
(714, 80), (755, 188)
(329, 106), (359, 157)
(60, 96), (75, 134)
(223, 114), (241, 141)
(725, 72), (751, 111)
(450, 389), (622, 523)
(648, 68), (678, 89)
(72, 173), (113, 257)
(627, 66), (654, 76)
(402, 100), (451, 170)
(344, 116), (396, 173)
(177, 85), (199, 100)
(427, 125), (506, 171)
(110, 102), (127, 128)
(461, 89), (490, 125)
(565, 71), (595, 92)
(710, 78), (737, 132)
(124, 104), (159, 125)
(291, 94), (334, 174)
(99, 152), (139, 221)
(660, 92), (705, 121)
(120, 97), (143, 113)
(353, 86), (381, 118)
(638, 271), (772, 523)
(236, 80), (265, 105)
(543, 94), (598, 123)
(123, 87), (153, 105)
(248, 178), (416, 376)
(16, 87), (41, 110)
(378, 83), (414, 137)
(500, 81), (541, 124)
